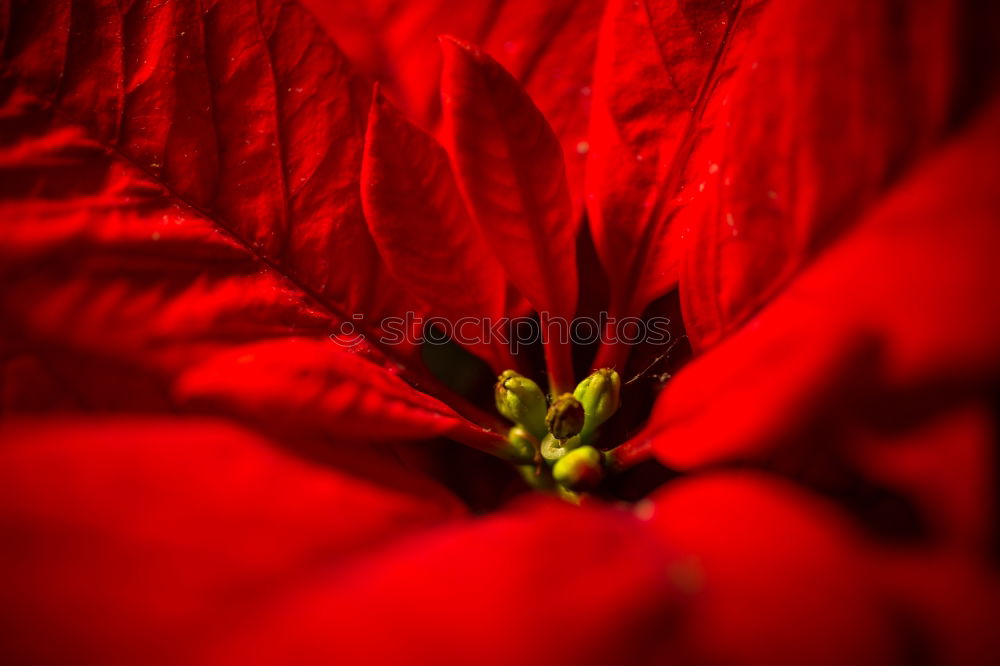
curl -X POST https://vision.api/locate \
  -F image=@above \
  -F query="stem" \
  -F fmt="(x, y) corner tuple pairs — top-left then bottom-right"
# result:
(603, 436), (653, 472)
(446, 422), (524, 462)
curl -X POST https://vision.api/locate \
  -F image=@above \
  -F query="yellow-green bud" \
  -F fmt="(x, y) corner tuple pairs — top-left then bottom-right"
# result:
(495, 370), (548, 440)
(552, 445), (604, 490)
(573, 368), (621, 442)
(556, 485), (581, 505)
(505, 426), (539, 464)
(540, 433), (580, 462)
(545, 393), (585, 440)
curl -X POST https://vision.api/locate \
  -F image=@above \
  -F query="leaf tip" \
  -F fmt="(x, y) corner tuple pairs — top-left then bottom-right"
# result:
(438, 34), (482, 62)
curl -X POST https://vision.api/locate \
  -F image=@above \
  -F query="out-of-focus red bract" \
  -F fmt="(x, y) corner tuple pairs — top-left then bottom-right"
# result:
(0, 417), (463, 665)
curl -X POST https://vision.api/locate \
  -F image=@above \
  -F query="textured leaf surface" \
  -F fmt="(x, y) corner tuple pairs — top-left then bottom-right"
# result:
(640, 99), (1000, 470)
(301, 0), (502, 129)
(673, 0), (999, 348)
(476, 0), (606, 214)
(304, 0), (605, 211)
(2, 3), (998, 664)
(175, 337), (498, 445)
(586, 0), (742, 321)
(0, 0), (477, 440)
(5, 0), (412, 322)
(586, 0), (999, 355)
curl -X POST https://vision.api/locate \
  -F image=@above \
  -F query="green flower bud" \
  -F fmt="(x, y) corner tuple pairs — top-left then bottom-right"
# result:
(552, 445), (604, 490)
(517, 463), (554, 490)
(506, 425), (539, 464)
(556, 485), (581, 505)
(545, 393), (585, 440)
(573, 368), (621, 442)
(540, 433), (581, 462)
(494, 370), (548, 440)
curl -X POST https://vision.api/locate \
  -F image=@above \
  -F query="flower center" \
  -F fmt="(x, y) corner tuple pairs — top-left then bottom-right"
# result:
(495, 368), (621, 500)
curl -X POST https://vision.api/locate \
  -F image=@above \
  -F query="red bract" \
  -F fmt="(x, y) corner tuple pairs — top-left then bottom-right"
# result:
(1, 1), (998, 665)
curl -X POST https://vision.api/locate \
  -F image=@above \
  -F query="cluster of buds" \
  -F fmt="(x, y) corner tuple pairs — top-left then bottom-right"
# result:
(495, 368), (621, 493)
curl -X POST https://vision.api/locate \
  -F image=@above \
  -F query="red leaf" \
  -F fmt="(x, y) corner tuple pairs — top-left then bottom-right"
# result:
(439, 35), (578, 318)
(304, 0), (606, 212)
(845, 404), (996, 553)
(301, 0), (501, 130)
(1, 0), (425, 339)
(676, 0), (997, 349)
(0, 0), (491, 438)
(0, 416), (463, 664)
(646, 473), (895, 666)
(175, 337), (508, 451)
(361, 87), (514, 371)
(439, 35), (578, 389)
(638, 98), (1000, 469)
(478, 0), (606, 214)
(193, 499), (683, 666)
(872, 550), (1000, 666)
(586, 0), (741, 333)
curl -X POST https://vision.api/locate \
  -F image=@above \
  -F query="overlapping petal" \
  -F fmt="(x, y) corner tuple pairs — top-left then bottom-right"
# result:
(6, 0), (421, 328)
(194, 473), (936, 666)
(175, 337), (512, 455)
(303, 0), (605, 209)
(300, 0), (503, 130)
(1, 1), (997, 664)
(586, 0), (742, 338)
(361, 88), (514, 370)
(0, 416), (464, 665)
(475, 0), (605, 212)
(585, 0), (999, 359)
(0, 0), (497, 441)
(645, 473), (895, 666)
(641, 97), (1000, 469)
(675, 0), (999, 349)
(439, 37), (578, 318)
(196, 498), (682, 666)
(440, 36), (578, 389)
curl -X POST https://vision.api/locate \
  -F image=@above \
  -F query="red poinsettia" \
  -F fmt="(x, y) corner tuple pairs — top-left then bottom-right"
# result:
(1, 0), (998, 664)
